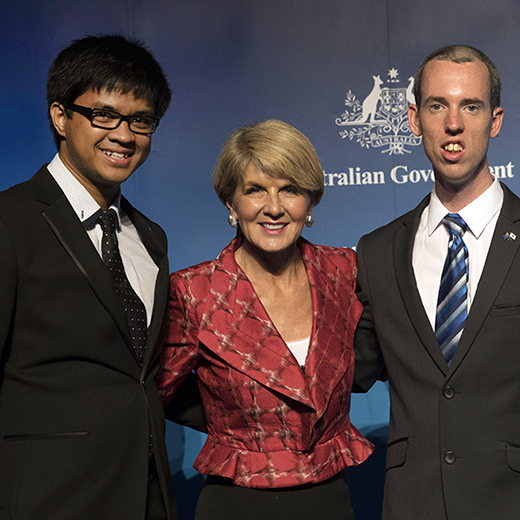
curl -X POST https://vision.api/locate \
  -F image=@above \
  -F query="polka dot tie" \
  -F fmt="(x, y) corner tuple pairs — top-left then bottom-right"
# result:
(97, 210), (147, 365)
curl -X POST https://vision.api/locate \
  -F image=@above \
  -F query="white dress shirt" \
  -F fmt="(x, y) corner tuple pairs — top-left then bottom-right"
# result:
(412, 177), (503, 329)
(47, 153), (158, 326)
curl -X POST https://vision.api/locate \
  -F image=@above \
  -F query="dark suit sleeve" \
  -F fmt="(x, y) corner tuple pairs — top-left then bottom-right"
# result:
(353, 235), (386, 392)
(164, 371), (206, 432)
(0, 216), (17, 366)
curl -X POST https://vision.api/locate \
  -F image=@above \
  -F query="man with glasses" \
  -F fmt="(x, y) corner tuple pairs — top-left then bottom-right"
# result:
(0, 35), (202, 520)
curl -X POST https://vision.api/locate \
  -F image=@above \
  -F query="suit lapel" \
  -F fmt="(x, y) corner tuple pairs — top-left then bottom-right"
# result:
(123, 200), (169, 370)
(122, 198), (166, 269)
(198, 240), (314, 409)
(197, 239), (363, 415)
(449, 185), (520, 372)
(302, 242), (358, 418)
(394, 196), (450, 375)
(31, 168), (144, 365)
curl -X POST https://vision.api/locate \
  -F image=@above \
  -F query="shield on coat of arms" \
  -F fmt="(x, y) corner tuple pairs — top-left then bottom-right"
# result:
(380, 88), (407, 119)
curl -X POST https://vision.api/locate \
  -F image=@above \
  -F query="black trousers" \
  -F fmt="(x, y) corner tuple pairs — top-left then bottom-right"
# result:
(195, 471), (355, 520)
(146, 458), (169, 520)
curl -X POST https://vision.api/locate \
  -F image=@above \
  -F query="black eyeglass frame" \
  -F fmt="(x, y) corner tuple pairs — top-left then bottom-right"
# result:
(63, 103), (160, 135)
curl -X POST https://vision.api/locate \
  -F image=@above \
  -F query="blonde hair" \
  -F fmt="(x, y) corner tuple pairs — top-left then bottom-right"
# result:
(214, 119), (324, 207)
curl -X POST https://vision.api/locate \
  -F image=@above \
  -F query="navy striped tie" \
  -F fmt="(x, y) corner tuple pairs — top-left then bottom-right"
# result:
(435, 213), (469, 366)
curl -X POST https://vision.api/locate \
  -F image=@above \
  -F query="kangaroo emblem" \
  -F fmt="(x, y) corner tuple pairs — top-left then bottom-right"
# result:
(406, 76), (415, 105)
(360, 75), (383, 123)
(335, 67), (422, 155)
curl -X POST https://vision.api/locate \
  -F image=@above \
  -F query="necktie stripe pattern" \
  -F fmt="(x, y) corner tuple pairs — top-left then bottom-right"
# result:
(96, 210), (147, 365)
(435, 213), (469, 366)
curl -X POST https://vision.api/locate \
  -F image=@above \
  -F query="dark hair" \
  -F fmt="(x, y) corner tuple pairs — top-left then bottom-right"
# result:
(46, 35), (172, 148)
(413, 44), (501, 111)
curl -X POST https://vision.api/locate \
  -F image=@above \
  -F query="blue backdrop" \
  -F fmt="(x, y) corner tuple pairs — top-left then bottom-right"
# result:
(2, 1), (519, 518)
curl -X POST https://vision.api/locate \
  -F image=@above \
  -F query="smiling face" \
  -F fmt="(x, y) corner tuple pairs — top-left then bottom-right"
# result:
(408, 59), (503, 204)
(50, 88), (155, 208)
(227, 162), (312, 258)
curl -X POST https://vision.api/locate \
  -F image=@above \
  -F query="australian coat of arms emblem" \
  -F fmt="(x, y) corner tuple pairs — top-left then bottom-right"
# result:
(335, 69), (422, 155)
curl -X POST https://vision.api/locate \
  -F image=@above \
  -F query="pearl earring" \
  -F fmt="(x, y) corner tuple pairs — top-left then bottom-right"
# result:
(228, 214), (238, 228)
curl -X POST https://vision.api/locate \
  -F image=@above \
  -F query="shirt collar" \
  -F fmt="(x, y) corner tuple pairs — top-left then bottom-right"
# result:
(428, 176), (503, 239)
(47, 153), (123, 229)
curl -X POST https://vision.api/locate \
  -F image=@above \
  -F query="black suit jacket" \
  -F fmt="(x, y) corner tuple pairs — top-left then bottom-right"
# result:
(0, 166), (201, 520)
(354, 183), (520, 520)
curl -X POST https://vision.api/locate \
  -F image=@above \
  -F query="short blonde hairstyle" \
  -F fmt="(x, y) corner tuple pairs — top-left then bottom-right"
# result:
(213, 119), (324, 207)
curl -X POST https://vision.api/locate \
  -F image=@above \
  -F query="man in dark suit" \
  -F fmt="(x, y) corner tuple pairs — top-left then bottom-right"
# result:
(353, 45), (520, 519)
(0, 35), (200, 520)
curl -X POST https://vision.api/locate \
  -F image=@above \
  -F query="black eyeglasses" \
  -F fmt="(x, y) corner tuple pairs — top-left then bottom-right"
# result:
(64, 103), (160, 135)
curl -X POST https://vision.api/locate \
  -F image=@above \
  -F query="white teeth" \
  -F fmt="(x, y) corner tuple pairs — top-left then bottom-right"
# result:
(444, 143), (463, 152)
(263, 223), (284, 230)
(104, 150), (129, 159)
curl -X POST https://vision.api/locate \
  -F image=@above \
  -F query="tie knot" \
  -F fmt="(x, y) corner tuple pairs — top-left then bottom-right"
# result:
(96, 209), (118, 235)
(443, 213), (468, 237)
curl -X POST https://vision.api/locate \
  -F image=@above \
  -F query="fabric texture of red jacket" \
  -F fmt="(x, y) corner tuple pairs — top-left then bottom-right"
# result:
(157, 237), (373, 489)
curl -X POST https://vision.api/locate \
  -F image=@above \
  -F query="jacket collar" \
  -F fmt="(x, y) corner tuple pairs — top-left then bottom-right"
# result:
(31, 166), (167, 372)
(394, 184), (520, 377)
(448, 183), (520, 374)
(394, 194), (450, 374)
(198, 237), (357, 416)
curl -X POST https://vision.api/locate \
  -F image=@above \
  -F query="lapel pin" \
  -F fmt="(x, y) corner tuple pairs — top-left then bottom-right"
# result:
(503, 232), (517, 241)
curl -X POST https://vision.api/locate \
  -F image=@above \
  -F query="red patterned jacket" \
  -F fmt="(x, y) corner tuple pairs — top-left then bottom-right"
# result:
(156, 237), (373, 488)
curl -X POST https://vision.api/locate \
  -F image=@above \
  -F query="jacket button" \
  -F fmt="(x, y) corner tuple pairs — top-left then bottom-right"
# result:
(141, 380), (147, 390)
(444, 451), (456, 464)
(443, 386), (455, 399)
